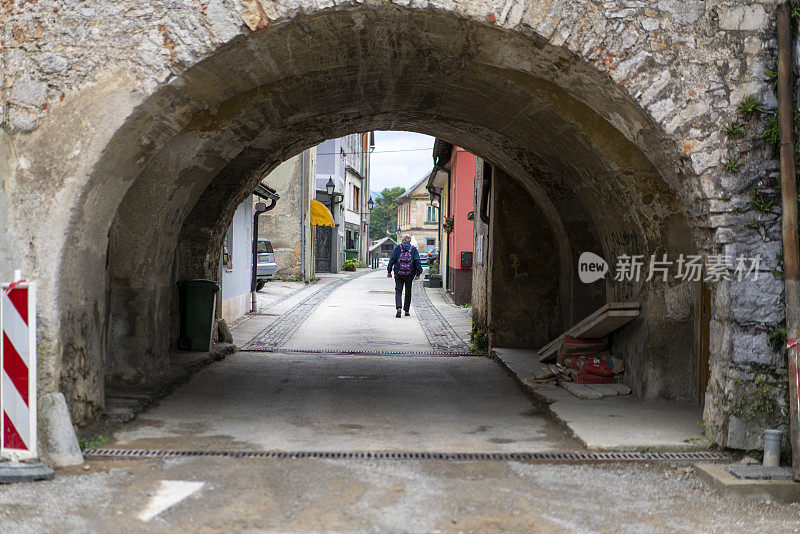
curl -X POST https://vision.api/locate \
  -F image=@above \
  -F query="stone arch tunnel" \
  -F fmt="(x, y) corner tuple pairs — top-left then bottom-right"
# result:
(0, 0), (788, 452)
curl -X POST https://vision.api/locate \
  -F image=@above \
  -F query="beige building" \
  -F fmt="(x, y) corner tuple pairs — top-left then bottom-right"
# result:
(257, 148), (316, 280)
(396, 174), (440, 254)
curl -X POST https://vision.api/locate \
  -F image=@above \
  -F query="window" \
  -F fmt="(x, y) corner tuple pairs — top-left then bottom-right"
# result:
(426, 205), (438, 223)
(426, 238), (436, 251)
(223, 228), (234, 271)
(257, 239), (273, 253)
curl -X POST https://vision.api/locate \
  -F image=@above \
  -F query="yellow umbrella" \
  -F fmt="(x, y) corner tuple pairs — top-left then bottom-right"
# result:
(310, 199), (335, 227)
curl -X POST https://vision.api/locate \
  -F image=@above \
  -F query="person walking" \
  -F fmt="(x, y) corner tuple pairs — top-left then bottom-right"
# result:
(387, 234), (422, 317)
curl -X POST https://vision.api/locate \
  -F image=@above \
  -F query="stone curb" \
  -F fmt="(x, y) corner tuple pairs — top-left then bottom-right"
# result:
(695, 463), (800, 504)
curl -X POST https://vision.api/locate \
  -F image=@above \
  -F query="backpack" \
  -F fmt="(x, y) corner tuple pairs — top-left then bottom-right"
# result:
(397, 245), (414, 276)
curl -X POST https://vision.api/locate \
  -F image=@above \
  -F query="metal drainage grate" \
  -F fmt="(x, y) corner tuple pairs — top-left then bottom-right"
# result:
(238, 348), (481, 357)
(86, 449), (728, 463)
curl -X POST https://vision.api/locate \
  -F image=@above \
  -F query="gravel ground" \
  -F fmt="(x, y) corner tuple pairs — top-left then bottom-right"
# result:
(0, 458), (798, 532)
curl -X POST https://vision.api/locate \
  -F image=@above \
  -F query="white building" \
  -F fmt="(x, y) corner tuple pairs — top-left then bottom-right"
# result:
(220, 196), (254, 324)
(314, 133), (373, 271)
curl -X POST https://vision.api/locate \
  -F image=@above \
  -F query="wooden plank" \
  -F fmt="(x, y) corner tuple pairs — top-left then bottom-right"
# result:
(574, 310), (640, 338)
(537, 302), (640, 362)
(585, 383), (619, 396)
(537, 334), (564, 355)
(568, 303), (639, 336)
(607, 383), (631, 395)
(522, 378), (558, 390)
(538, 335), (564, 362)
(562, 382), (603, 399)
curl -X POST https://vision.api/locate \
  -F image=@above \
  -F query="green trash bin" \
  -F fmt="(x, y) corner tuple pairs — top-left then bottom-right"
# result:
(344, 249), (358, 262)
(177, 279), (220, 351)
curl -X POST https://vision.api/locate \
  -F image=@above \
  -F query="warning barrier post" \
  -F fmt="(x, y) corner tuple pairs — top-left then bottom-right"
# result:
(1, 272), (38, 461)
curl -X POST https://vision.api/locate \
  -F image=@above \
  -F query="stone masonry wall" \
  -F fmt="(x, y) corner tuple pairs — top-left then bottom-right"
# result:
(0, 0), (791, 450)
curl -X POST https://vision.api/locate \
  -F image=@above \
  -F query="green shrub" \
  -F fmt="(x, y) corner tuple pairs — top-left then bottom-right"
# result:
(77, 434), (109, 450)
(470, 322), (488, 354)
(342, 259), (359, 271)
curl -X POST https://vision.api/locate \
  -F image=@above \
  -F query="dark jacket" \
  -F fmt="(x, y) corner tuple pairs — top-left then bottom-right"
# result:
(387, 242), (423, 276)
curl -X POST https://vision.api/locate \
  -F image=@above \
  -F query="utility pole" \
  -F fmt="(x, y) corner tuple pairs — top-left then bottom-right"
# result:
(777, 2), (800, 481)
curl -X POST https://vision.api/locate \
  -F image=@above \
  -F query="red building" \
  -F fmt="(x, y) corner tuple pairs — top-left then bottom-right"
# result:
(427, 140), (476, 305)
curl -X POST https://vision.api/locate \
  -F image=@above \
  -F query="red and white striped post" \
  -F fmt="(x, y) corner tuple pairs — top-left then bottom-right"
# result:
(1, 271), (38, 461)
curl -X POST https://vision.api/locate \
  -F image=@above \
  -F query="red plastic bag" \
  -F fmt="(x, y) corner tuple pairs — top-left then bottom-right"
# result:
(567, 355), (614, 377)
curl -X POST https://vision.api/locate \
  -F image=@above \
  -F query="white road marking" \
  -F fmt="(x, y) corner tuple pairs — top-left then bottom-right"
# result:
(138, 480), (205, 522)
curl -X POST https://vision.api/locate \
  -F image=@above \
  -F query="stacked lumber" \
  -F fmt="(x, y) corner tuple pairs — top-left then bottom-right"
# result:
(538, 302), (640, 363)
(525, 361), (631, 398)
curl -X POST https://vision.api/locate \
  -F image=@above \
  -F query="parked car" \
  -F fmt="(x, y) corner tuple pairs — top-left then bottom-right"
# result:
(256, 238), (277, 290)
(425, 247), (439, 265)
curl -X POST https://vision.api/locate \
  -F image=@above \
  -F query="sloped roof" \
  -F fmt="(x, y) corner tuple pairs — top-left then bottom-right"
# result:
(369, 236), (396, 252)
(396, 172), (434, 203)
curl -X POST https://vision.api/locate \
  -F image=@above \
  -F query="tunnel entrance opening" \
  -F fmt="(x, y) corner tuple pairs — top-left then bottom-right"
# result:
(54, 6), (711, 439)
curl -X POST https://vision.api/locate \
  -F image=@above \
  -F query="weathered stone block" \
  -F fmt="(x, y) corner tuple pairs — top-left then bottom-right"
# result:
(9, 78), (46, 107)
(718, 6), (769, 32)
(38, 393), (84, 467)
(728, 276), (783, 325)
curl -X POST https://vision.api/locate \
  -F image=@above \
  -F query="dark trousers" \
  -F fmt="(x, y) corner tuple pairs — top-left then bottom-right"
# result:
(394, 274), (414, 311)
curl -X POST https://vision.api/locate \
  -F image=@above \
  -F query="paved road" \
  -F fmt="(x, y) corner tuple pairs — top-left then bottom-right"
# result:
(282, 270), (434, 352)
(110, 352), (571, 453)
(112, 269), (572, 452)
(2, 270), (799, 531)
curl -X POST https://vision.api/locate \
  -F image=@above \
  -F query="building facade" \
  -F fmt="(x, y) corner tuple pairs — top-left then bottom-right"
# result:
(369, 237), (397, 260)
(257, 149), (316, 280)
(396, 174), (440, 254)
(220, 196), (255, 324)
(428, 141), (476, 305)
(315, 133), (373, 271)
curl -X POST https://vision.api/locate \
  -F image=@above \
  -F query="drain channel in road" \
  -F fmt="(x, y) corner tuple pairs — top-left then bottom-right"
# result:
(239, 347), (479, 357)
(86, 448), (728, 463)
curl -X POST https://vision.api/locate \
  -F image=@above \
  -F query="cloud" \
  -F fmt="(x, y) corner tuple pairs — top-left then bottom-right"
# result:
(369, 131), (435, 193)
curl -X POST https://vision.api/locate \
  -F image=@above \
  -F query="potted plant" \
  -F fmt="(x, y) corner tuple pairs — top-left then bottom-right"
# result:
(425, 260), (443, 288)
(443, 216), (454, 235)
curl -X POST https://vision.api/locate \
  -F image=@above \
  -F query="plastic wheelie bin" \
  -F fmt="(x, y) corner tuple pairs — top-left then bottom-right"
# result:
(177, 279), (220, 351)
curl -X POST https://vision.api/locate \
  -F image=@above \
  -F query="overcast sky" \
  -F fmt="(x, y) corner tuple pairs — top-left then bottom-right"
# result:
(369, 131), (435, 194)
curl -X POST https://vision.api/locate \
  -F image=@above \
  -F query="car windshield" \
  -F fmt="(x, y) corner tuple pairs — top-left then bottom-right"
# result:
(257, 240), (273, 253)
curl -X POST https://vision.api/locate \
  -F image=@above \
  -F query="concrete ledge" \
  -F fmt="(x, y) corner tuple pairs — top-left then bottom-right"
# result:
(493, 347), (705, 450)
(104, 343), (237, 423)
(696, 463), (800, 503)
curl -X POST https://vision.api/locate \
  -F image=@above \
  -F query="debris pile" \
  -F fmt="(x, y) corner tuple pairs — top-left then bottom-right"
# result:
(531, 302), (639, 399)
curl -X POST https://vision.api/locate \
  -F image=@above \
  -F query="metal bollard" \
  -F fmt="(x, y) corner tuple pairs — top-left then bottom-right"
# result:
(763, 429), (783, 467)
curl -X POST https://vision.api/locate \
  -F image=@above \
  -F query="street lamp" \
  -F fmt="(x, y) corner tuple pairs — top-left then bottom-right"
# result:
(325, 176), (335, 197)
(367, 197), (374, 211)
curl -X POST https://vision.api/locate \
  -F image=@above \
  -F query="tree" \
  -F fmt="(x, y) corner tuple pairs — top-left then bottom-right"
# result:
(369, 186), (406, 241)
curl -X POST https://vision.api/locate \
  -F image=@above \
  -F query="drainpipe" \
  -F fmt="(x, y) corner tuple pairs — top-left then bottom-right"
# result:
(301, 151), (307, 281)
(479, 161), (492, 225)
(251, 197), (277, 312)
(777, 2), (800, 481)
